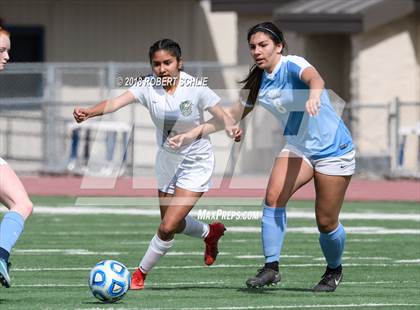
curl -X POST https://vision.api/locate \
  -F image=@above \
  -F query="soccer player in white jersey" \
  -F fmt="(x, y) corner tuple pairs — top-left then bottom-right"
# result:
(73, 39), (240, 290)
(170, 22), (355, 292)
(0, 27), (34, 288)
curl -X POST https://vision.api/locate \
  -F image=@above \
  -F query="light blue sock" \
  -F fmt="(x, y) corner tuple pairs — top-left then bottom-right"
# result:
(0, 211), (25, 253)
(262, 204), (287, 263)
(319, 223), (346, 268)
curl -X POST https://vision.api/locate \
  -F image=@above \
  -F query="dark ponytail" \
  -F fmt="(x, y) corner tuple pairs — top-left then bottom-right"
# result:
(240, 22), (287, 107)
(240, 65), (263, 107)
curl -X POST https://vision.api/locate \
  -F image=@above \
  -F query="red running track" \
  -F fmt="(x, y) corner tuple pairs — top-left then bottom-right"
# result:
(20, 176), (420, 202)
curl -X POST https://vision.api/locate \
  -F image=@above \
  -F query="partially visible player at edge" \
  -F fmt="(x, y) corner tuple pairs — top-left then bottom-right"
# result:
(73, 38), (241, 290)
(170, 21), (355, 292)
(0, 27), (34, 288)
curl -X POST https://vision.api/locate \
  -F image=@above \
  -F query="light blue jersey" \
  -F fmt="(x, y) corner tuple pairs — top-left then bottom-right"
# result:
(254, 55), (353, 160)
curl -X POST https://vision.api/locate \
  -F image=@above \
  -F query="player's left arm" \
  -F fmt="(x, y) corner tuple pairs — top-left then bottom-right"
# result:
(300, 66), (325, 117)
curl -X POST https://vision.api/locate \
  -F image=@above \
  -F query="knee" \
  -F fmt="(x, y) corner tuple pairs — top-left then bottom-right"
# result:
(11, 199), (33, 220)
(158, 221), (177, 240)
(316, 217), (338, 233)
(24, 201), (34, 219)
(265, 190), (289, 207)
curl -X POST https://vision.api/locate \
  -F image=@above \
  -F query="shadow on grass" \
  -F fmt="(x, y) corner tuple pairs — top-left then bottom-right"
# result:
(237, 288), (277, 294)
(83, 300), (126, 305)
(237, 286), (313, 294)
(277, 287), (314, 292)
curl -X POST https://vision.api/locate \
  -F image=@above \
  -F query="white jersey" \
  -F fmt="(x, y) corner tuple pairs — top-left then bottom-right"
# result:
(129, 71), (220, 156)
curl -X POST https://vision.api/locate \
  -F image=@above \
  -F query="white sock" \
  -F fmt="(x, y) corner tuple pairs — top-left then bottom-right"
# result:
(182, 215), (209, 239)
(139, 234), (174, 273)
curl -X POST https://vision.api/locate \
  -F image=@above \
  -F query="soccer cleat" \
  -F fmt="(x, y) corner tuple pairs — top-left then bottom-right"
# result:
(204, 222), (226, 266)
(313, 265), (343, 292)
(130, 267), (147, 290)
(0, 259), (11, 288)
(246, 267), (281, 288)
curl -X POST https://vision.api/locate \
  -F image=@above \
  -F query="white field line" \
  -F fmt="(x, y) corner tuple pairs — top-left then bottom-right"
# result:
(14, 250), (227, 257)
(236, 255), (311, 259)
(14, 249), (125, 255)
(342, 281), (419, 285)
(312, 257), (392, 261)
(14, 281), (224, 288)
(12, 280), (419, 289)
(33, 226), (420, 235)
(120, 239), (267, 245)
(14, 284), (86, 287)
(226, 239), (255, 243)
(13, 206), (420, 222)
(226, 239), (380, 243)
(166, 252), (231, 256)
(346, 239), (380, 242)
(119, 241), (153, 245)
(38, 231), (152, 236)
(13, 261), (420, 272)
(239, 255), (393, 261)
(395, 259), (420, 263)
(75, 303), (420, 310)
(228, 226), (420, 235)
(13, 249), (413, 264)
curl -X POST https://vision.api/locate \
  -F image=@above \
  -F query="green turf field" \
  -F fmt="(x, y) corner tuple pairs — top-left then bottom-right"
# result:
(1, 197), (419, 310)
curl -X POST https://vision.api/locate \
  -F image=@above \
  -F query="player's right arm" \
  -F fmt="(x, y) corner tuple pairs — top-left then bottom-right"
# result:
(191, 100), (253, 136)
(227, 100), (254, 122)
(168, 101), (252, 148)
(73, 91), (136, 123)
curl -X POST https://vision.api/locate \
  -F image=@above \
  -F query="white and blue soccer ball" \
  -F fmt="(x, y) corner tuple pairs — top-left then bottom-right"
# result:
(88, 260), (131, 303)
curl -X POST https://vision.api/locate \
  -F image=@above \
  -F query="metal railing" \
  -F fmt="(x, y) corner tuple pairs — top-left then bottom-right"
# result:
(0, 63), (418, 179)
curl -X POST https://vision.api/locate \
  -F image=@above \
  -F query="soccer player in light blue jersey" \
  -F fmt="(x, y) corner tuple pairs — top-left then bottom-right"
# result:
(170, 22), (355, 292)
(240, 22), (354, 292)
(238, 21), (354, 292)
(0, 27), (34, 288)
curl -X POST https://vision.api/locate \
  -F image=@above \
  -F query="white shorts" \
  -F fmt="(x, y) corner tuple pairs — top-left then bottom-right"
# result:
(281, 144), (356, 176)
(0, 157), (7, 165)
(155, 149), (215, 194)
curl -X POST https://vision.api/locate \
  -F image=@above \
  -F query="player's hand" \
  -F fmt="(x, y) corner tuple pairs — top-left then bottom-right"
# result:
(73, 107), (90, 123)
(168, 132), (195, 149)
(305, 97), (321, 117)
(225, 126), (243, 142)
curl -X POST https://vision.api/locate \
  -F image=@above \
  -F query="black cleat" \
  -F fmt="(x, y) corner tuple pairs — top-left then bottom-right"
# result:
(246, 267), (281, 288)
(313, 265), (343, 292)
(0, 259), (11, 288)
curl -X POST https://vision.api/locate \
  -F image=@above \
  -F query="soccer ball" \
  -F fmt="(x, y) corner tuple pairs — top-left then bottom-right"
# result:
(88, 260), (131, 303)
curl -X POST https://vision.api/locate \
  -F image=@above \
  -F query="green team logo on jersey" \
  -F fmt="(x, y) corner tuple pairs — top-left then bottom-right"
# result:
(179, 100), (193, 116)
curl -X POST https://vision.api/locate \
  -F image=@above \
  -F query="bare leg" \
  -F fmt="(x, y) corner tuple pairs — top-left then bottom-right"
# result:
(0, 165), (33, 219)
(0, 164), (33, 287)
(246, 152), (313, 288)
(314, 173), (351, 233)
(312, 172), (352, 292)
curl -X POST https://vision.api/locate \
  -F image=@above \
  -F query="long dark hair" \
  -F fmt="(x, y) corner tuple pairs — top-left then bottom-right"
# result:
(240, 22), (288, 107)
(148, 38), (182, 64)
